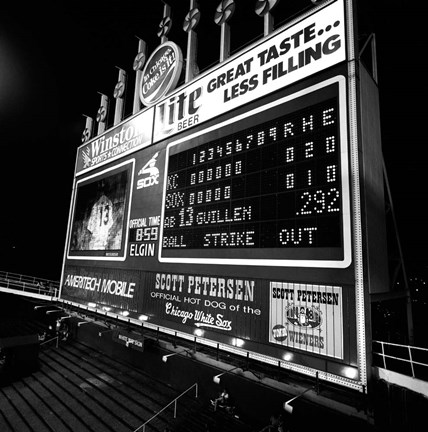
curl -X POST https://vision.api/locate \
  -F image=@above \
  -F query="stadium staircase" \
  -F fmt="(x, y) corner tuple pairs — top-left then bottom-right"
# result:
(0, 338), (253, 432)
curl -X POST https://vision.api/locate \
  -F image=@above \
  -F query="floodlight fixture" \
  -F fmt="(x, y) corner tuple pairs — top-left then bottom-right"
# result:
(46, 309), (63, 314)
(194, 328), (204, 337)
(77, 321), (90, 327)
(343, 366), (358, 379)
(232, 337), (245, 347)
(213, 366), (241, 384)
(283, 387), (314, 414)
(282, 352), (293, 362)
(98, 328), (114, 337)
(162, 349), (192, 363)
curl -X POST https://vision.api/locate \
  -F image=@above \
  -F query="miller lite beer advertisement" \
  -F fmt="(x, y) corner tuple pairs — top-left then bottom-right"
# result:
(68, 160), (134, 260)
(152, 0), (345, 142)
(269, 281), (343, 359)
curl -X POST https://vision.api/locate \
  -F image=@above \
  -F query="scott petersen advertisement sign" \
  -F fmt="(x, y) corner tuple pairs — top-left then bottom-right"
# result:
(153, 0), (346, 141)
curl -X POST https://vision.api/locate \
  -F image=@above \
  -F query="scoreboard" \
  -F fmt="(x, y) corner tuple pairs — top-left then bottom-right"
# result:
(61, 0), (379, 393)
(160, 78), (351, 267)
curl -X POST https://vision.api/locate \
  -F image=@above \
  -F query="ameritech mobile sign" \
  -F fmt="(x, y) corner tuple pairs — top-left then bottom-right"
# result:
(153, 0), (345, 141)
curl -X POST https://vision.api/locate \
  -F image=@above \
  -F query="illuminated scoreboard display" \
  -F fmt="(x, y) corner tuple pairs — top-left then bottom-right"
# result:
(160, 77), (351, 267)
(61, 0), (379, 394)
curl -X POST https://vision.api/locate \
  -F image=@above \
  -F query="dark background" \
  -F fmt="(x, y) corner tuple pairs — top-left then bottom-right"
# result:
(0, 0), (425, 281)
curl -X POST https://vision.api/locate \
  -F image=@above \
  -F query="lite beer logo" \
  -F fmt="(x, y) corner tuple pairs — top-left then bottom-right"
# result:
(139, 41), (183, 106)
(137, 152), (160, 189)
(156, 86), (202, 136)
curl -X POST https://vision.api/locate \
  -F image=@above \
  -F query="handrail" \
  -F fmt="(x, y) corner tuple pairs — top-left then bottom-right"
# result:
(133, 382), (198, 432)
(0, 270), (60, 297)
(40, 336), (59, 349)
(372, 340), (428, 380)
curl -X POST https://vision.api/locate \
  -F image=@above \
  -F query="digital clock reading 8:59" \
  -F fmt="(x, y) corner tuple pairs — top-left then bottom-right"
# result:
(160, 78), (351, 268)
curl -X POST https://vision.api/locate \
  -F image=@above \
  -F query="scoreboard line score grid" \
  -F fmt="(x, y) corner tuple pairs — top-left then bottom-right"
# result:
(159, 75), (352, 268)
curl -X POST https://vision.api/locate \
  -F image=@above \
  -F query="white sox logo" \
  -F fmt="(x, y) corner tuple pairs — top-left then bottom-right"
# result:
(137, 152), (160, 189)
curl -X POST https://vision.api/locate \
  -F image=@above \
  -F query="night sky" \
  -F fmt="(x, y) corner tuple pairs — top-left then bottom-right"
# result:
(0, 0), (425, 280)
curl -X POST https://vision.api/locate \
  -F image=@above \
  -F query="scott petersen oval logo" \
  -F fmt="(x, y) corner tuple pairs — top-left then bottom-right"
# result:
(139, 41), (183, 106)
(285, 305), (322, 329)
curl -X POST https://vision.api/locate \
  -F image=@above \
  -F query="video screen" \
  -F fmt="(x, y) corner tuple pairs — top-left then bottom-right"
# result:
(68, 161), (133, 259)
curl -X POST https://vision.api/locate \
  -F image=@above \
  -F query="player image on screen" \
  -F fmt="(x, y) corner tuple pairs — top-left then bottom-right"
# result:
(69, 166), (130, 257)
(87, 192), (114, 250)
